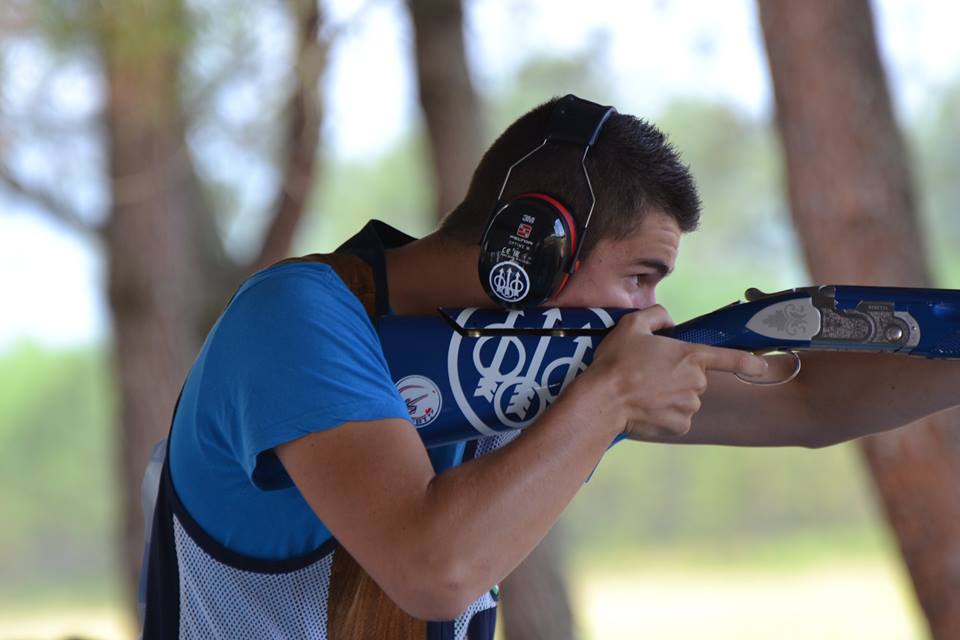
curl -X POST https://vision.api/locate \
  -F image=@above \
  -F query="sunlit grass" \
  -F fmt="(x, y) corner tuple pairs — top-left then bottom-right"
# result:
(0, 606), (133, 640)
(574, 560), (923, 639)
(0, 578), (132, 640)
(568, 532), (924, 639)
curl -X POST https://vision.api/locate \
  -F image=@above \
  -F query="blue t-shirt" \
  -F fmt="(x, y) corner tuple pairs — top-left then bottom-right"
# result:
(169, 262), (428, 560)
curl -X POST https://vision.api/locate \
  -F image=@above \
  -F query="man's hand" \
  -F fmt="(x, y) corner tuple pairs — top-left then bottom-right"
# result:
(586, 305), (768, 439)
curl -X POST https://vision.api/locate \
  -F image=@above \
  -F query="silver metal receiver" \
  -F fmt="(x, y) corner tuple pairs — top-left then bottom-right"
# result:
(811, 286), (920, 352)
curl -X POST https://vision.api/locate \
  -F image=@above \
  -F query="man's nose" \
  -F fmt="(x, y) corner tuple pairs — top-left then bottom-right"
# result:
(640, 288), (657, 309)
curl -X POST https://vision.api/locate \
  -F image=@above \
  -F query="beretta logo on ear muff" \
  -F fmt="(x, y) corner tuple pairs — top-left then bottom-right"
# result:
(488, 260), (530, 303)
(478, 94), (616, 309)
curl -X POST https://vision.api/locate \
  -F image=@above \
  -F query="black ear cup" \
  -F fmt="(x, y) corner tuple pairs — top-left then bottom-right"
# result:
(478, 194), (576, 309)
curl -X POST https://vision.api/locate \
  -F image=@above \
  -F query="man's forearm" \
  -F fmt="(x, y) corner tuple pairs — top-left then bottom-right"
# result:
(784, 351), (960, 446)
(415, 369), (623, 605)
(648, 351), (960, 448)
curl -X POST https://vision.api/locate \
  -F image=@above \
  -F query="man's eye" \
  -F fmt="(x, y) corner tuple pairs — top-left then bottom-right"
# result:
(634, 274), (652, 286)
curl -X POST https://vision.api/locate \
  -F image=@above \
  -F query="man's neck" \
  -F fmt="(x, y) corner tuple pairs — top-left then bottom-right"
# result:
(385, 231), (487, 315)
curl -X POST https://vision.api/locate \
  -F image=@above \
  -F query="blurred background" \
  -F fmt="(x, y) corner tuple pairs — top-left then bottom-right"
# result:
(2, 0), (960, 638)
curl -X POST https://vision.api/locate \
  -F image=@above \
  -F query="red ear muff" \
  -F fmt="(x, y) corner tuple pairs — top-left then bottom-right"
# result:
(518, 193), (578, 256)
(516, 193), (578, 298)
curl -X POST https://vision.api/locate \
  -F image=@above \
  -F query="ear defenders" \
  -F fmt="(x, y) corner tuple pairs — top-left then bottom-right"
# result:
(478, 94), (616, 309)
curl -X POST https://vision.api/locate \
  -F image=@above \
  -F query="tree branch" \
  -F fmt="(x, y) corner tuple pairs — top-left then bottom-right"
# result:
(0, 166), (100, 235)
(252, 0), (327, 271)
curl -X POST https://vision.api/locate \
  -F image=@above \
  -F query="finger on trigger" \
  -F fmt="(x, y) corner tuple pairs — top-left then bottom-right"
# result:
(699, 346), (768, 377)
(738, 353), (769, 378)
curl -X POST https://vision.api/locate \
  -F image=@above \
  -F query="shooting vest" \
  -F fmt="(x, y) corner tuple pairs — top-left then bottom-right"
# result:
(141, 221), (513, 639)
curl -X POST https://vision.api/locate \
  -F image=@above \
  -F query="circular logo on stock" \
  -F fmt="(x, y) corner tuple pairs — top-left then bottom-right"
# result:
(397, 375), (443, 428)
(488, 261), (530, 304)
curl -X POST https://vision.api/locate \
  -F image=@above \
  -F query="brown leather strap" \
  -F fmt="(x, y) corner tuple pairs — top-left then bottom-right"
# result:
(279, 251), (425, 639)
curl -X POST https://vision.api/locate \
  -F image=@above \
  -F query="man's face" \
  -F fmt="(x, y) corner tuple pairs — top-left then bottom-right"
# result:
(549, 211), (681, 309)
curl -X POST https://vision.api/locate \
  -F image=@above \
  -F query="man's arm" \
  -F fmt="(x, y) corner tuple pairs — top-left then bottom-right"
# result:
(275, 306), (766, 620)
(647, 351), (960, 447)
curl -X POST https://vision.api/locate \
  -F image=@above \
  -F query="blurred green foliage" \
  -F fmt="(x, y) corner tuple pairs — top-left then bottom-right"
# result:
(566, 439), (881, 552)
(0, 344), (120, 605)
(915, 83), (960, 286)
(297, 133), (436, 253)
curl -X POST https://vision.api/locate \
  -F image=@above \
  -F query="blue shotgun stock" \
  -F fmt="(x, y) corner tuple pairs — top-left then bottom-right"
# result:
(378, 285), (960, 448)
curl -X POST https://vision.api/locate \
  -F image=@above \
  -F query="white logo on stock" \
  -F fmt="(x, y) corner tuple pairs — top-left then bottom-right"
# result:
(446, 308), (614, 435)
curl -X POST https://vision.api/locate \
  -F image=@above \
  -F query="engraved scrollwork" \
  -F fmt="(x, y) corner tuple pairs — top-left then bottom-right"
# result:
(760, 302), (809, 337)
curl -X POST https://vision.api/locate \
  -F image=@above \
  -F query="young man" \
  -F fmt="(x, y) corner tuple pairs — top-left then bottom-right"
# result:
(141, 96), (960, 638)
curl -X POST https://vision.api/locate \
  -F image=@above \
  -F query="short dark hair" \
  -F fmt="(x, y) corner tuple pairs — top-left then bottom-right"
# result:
(440, 97), (701, 259)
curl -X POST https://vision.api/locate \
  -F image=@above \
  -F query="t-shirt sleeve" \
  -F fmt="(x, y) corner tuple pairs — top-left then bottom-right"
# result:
(204, 263), (411, 490)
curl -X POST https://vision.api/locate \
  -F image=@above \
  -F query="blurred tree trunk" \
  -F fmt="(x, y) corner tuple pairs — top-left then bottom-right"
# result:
(407, 0), (484, 221)
(92, 0), (325, 608)
(406, 1), (575, 638)
(498, 526), (577, 640)
(759, 1), (960, 637)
